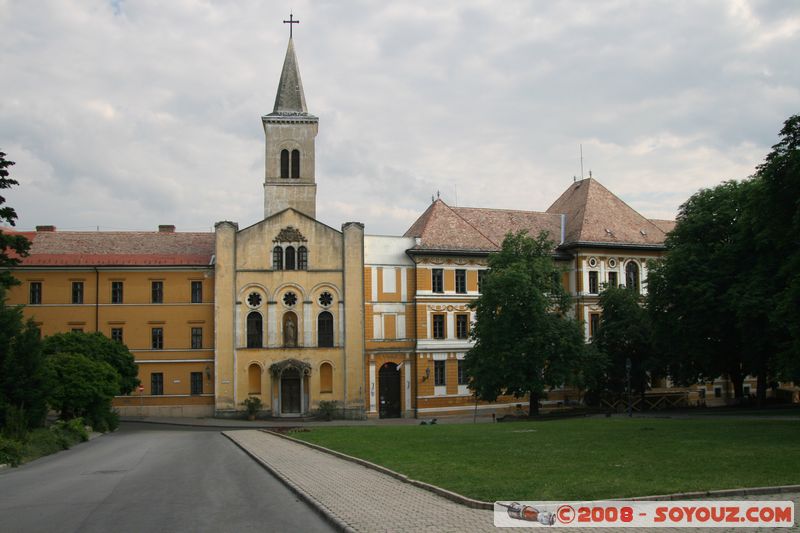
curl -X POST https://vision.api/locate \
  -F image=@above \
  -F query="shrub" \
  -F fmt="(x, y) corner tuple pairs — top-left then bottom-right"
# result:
(242, 396), (262, 417)
(0, 436), (23, 467)
(52, 418), (89, 442)
(317, 400), (340, 421)
(1, 405), (28, 442)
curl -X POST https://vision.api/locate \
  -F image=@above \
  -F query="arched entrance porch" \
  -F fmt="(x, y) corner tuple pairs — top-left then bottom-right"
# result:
(269, 358), (311, 417)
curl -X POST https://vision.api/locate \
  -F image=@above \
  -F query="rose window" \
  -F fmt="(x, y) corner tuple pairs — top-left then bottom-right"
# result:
(318, 291), (333, 308)
(247, 292), (262, 308)
(283, 291), (297, 307)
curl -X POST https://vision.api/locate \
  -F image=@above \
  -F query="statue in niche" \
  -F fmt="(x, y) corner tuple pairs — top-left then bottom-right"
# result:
(284, 313), (297, 347)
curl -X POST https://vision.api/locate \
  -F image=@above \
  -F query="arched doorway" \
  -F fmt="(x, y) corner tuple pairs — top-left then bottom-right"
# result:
(379, 362), (401, 418)
(281, 368), (302, 415)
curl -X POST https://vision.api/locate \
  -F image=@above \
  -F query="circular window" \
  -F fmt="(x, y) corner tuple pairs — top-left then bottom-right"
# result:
(608, 258), (618, 268)
(588, 257), (598, 268)
(318, 291), (333, 308)
(283, 291), (297, 307)
(247, 292), (262, 308)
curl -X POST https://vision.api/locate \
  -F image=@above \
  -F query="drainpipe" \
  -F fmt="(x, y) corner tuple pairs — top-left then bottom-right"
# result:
(94, 266), (99, 332)
(405, 248), (419, 419)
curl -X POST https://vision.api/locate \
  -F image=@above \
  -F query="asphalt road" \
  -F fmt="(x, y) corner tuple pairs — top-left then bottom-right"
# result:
(0, 422), (335, 533)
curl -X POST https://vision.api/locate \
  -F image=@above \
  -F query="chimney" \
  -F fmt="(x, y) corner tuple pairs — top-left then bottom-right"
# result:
(36, 225), (56, 232)
(158, 225), (176, 233)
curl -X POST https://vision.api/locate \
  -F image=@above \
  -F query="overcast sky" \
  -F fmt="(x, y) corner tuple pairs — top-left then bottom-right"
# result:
(1, 1), (798, 235)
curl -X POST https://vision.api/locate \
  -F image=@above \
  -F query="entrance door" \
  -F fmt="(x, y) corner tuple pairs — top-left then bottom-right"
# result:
(281, 369), (302, 415)
(379, 363), (401, 418)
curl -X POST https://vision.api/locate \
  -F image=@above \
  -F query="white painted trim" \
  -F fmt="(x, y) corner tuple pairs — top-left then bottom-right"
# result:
(404, 359), (412, 412)
(400, 267), (407, 301)
(371, 267), (378, 301)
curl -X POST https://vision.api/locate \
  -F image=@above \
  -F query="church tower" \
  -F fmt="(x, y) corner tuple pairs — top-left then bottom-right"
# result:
(263, 37), (318, 219)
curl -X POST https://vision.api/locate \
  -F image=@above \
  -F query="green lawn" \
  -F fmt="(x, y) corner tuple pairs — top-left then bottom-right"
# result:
(293, 418), (800, 501)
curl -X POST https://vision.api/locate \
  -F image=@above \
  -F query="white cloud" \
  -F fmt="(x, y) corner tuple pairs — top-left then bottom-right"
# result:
(1, 0), (798, 235)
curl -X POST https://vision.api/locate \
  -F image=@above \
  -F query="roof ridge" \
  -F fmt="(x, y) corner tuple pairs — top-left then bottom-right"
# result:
(453, 206), (554, 216)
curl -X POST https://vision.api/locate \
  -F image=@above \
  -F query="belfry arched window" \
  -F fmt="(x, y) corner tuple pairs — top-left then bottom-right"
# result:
(298, 246), (308, 270)
(246, 311), (263, 348)
(318, 311), (333, 347)
(285, 246), (296, 270)
(291, 149), (300, 179)
(625, 262), (640, 294)
(273, 246), (283, 270)
(280, 149), (290, 179)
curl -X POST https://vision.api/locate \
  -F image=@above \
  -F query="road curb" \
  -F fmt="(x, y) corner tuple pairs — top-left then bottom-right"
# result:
(263, 429), (493, 510)
(222, 431), (357, 533)
(266, 429), (800, 507)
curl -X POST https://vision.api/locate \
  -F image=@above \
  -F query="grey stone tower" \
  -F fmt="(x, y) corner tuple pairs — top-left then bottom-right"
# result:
(263, 38), (318, 219)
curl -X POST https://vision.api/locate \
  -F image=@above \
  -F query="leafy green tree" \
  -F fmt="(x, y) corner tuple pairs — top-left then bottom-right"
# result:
(43, 331), (138, 394)
(750, 115), (800, 382)
(465, 231), (585, 415)
(0, 151), (31, 290)
(46, 352), (119, 428)
(593, 286), (659, 406)
(647, 180), (758, 399)
(565, 343), (609, 406)
(0, 289), (52, 429)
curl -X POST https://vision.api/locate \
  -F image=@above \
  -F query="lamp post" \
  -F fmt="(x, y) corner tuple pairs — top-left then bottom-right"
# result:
(625, 358), (632, 417)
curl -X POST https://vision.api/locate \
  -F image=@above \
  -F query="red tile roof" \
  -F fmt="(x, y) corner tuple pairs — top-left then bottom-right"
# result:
(4, 230), (214, 267)
(546, 178), (669, 247)
(405, 178), (674, 253)
(403, 201), (562, 252)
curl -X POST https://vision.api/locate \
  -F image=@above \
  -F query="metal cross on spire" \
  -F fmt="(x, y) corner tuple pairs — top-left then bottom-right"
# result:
(283, 12), (299, 38)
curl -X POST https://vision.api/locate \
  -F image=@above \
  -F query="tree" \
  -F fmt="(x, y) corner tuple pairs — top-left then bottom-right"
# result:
(593, 286), (660, 406)
(46, 352), (120, 428)
(0, 151), (31, 290)
(750, 115), (800, 382)
(647, 180), (759, 399)
(42, 331), (138, 394)
(464, 231), (585, 416)
(0, 289), (52, 429)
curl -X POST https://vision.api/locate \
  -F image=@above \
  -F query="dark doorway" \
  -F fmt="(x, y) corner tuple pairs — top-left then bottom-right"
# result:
(281, 368), (301, 414)
(379, 363), (401, 418)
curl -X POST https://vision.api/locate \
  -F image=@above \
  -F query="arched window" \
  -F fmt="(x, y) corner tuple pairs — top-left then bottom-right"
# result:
(297, 246), (308, 270)
(625, 262), (640, 293)
(291, 149), (300, 179)
(285, 246), (296, 270)
(283, 311), (298, 347)
(320, 362), (333, 393)
(246, 311), (262, 348)
(273, 246), (283, 270)
(318, 311), (334, 347)
(248, 363), (261, 395)
(280, 149), (289, 179)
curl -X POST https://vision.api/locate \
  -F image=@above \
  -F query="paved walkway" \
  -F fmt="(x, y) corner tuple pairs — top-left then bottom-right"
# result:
(226, 430), (799, 533)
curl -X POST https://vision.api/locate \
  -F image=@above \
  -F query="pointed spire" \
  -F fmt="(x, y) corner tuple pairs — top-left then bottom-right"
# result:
(271, 38), (309, 116)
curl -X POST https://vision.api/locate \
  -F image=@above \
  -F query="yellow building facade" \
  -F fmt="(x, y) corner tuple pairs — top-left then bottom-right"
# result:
(7, 36), (777, 420)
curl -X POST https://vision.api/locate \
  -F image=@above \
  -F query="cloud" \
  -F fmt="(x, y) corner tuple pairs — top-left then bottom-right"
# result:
(1, 0), (798, 235)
